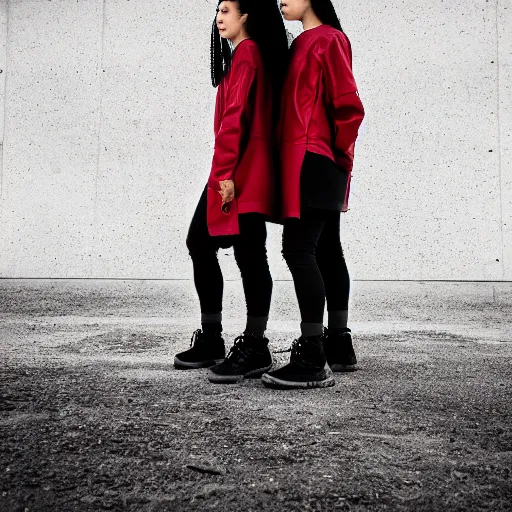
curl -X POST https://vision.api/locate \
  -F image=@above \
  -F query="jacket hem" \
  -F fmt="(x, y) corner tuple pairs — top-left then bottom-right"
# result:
(238, 202), (272, 216)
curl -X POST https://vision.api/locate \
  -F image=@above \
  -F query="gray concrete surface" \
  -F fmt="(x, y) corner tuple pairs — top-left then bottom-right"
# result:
(1, 280), (511, 511)
(0, 0), (511, 280)
(0, 0), (7, 199)
(499, 0), (512, 279)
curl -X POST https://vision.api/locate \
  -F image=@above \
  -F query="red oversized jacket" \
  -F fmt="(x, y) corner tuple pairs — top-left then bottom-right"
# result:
(207, 39), (274, 236)
(278, 24), (365, 218)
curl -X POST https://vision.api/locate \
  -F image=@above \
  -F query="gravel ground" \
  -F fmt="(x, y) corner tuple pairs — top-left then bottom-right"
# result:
(1, 279), (511, 511)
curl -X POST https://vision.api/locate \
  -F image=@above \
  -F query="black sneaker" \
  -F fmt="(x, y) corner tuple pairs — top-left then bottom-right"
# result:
(208, 334), (273, 384)
(174, 329), (225, 370)
(323, 327), (358, 372)
(261, 336), (334, 390)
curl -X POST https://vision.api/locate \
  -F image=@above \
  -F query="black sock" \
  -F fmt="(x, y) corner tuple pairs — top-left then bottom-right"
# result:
(328, 310), (349, 331)
(201, 313), (222, 335)
(244, 315), (269, 338)
(300, 322), (323, 338)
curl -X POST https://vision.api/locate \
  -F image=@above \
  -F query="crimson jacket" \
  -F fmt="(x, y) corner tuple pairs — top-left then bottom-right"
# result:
(206, 39), (274, 236)
(278, 24), (365, 218)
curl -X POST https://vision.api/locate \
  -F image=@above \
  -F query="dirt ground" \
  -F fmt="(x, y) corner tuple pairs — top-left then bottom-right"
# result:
(1, 279), (511, 511)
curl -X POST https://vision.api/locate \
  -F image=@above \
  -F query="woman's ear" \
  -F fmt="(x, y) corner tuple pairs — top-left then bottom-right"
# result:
(240, 12), (249, 25)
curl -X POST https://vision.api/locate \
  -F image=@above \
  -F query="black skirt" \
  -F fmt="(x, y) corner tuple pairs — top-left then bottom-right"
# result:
(300, 151), (349, 211)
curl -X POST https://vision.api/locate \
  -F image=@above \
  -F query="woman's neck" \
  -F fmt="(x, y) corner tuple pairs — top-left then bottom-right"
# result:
(231, 30), (250, 49)
(301, 7), (323, 31)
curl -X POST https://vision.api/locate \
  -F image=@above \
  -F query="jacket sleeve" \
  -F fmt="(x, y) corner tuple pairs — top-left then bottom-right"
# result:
(208, 62), (256, 191)
(320, 36), (365, 156)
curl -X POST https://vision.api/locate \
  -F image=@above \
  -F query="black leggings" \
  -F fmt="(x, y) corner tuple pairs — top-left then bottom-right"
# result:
(282, 207), (350, 325)
(186, 187), (273, 317)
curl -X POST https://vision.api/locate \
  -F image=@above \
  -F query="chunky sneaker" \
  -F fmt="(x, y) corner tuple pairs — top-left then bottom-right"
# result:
(174, 329), (225, 370)
(323, 327), (358, 372)
(208, 334), (273, 384)
(261, 336), (334, 390)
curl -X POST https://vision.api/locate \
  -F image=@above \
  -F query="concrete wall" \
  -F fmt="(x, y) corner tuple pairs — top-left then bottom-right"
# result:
(0, 0), (510, 280)
(500, 0), (512, 281)
(1, 1), (7, 202)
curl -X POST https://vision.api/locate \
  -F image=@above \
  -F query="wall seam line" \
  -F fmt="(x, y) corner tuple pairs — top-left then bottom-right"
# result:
(1, 278), (512, 283)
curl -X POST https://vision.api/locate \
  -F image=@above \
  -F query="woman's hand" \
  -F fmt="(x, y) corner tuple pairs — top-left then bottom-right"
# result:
(218, 180), (235, 206)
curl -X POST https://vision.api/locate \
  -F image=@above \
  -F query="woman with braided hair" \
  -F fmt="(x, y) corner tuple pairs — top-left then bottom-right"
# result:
(174, 0), (288, 384)
(262, 0), (365, 389)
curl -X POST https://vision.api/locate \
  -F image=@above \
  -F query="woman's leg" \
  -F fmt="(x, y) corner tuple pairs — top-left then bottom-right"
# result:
(261, 207), (336, 389)
(208, 213), (273, 384)
(232, 214), (273, 337)
(281, 208), (328, 337)
(316, 211), (357, 371)
(186, 187), (224, 334)
(175, 188), (226, 370)
(316, 211), (350, 330)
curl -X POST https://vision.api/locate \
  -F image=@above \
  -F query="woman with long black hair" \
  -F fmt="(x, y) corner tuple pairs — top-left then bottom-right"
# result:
(262, 0), (365, 389)
(174, 0), (288, 384)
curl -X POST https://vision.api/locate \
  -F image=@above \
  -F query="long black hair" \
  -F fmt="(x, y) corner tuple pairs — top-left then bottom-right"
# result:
(210, 0), (289, 124)
(310, 0), (343, 32)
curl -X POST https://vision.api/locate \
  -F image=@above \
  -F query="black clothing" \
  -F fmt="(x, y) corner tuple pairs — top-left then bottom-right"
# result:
(261, 336), (335, 389)
(282, 206), (350, 325)
(208, 334), (273, 384)
(322, 327), (357, 371)
(300, 151), (349, 211)
(174, 329), (225, 369)
(186, 187), (273, 318)
(202, 321), (222, 335)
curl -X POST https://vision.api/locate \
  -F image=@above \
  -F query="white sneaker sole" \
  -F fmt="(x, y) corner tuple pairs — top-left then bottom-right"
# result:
(261, 365), (335, 390)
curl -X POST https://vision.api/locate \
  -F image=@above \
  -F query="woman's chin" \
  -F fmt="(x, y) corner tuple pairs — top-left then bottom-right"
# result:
(282, 13), (298, 21)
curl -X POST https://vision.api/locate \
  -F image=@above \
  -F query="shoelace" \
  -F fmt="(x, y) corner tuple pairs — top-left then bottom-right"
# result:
(272, 337), (303, 355)
(273, 346), (291, 354)
(189, 329), (203, 347)
(225, 335), (251, 363)
(274, 329), (349, 353)
(276, 337), (325, 370)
